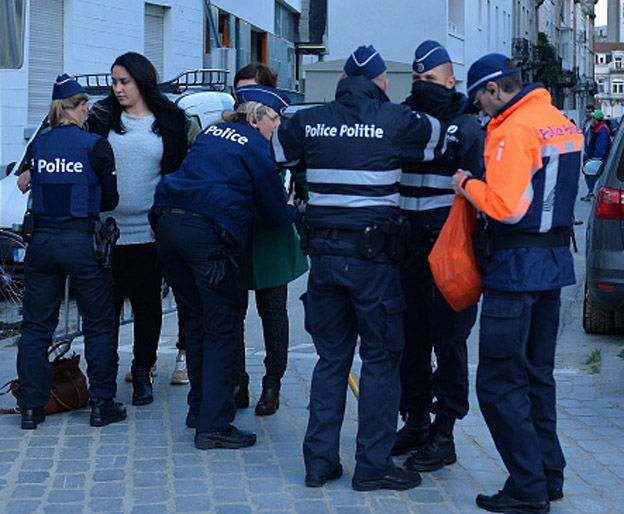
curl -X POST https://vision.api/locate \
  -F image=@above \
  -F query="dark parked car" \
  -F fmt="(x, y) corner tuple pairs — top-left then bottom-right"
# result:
(583, 120), (624, 333)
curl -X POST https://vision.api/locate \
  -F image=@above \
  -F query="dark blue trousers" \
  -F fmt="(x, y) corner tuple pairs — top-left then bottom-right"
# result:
(302, 253), (404, 481)
(400, 247), (475, 419)
(155, 211), (241, 433)
(18, 228), (118, 408)
(477, 288), (566, 502)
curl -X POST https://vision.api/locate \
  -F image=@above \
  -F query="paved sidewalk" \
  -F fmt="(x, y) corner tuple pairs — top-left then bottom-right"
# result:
(0, 305), (623, 514)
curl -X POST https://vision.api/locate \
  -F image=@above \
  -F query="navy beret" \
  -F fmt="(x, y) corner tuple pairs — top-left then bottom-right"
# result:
(52, 73), (86, 100)
(234, 84), (290, 115)
(343, 45), (387, 79)
(413, 40), (451, 73)
(466, 53), (519, 99)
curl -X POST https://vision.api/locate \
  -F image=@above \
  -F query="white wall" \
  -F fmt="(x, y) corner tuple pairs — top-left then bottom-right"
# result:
(0, 0), (204, 168)
(325, 1), (447, 65)
(321, 0), (512, 97)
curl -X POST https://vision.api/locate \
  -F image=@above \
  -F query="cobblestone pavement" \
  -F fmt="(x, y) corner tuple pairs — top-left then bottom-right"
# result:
(0, 192), (623, 513)
(0, 306), (623, 514)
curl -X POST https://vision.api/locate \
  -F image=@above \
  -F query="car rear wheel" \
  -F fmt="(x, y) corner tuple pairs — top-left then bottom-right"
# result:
(583, 282), (615, 334)
(613, 310), (624, 332)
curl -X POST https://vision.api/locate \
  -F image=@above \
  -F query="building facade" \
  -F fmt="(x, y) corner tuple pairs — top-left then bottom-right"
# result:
(0, 0), (303, 172)
(204, 0), (302, 92)
(0, 0), (600, 170)
(594, 42), (624, 117)
(510, 0), (597, 115)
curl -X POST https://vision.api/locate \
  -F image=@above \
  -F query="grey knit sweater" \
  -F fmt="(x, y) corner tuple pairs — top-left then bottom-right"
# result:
(108, 113), (163, 245)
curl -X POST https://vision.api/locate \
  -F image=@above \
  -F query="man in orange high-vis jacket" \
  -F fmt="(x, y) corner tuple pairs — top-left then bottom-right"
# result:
(452, 54), (583, 514)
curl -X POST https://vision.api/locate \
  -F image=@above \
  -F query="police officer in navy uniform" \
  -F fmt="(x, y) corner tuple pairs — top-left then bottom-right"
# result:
(394, 41), (484, 471)
(151, 85), (297, 451)
(271, 45), (447, 491)
(17, 74), (125, 429)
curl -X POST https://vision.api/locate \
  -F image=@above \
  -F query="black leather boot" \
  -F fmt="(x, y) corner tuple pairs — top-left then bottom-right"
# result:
(132, 366), (154, 406)
(90, 398), (127, 427)
(255, 387), (279, 416)
(21, 407), (46, 430)
(233, 384), (249, 409)
(392, 409), (431, 456)
(405, 414), (457, 472)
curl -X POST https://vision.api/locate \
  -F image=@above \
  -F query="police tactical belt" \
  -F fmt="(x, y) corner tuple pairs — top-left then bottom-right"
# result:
(307, 218), (410, 261)
(165, 207), (206, 219)
(36, 219), (96, 233)
(309, 227), (361, 244)
(492, 231), (571, 251)
(163, 208), (236, 249)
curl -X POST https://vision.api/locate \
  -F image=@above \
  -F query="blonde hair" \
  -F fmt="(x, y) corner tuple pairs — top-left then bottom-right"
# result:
(48, 93), (89, 128)
(220, 101), (271, 125)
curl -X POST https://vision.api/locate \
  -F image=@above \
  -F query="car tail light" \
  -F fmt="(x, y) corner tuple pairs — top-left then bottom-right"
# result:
(595, 283), (617, 290)
(594, 187), (624, 220)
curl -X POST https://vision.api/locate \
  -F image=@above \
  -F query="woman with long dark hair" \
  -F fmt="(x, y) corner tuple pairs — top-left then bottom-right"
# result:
(88, 52), (189, 406)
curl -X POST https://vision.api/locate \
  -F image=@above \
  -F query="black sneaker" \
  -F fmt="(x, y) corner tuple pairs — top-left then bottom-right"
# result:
(90, 398), (127, 427)
(352, 467), (422, 492)
(548, 488), (563, 501)
(476, 490), (549, 513)
(305, 464), (343, 487)
(194, 426), (256, 450)
(404, 432), (457, 472)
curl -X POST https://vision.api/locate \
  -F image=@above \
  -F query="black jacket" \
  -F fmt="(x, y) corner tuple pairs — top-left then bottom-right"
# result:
(88, 98), (188, 176)
(400, 82), (484, 237)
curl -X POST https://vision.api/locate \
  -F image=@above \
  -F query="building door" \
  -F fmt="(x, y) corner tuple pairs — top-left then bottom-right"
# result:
(28, 0), (63, 128)
(145, 3), (165, 80)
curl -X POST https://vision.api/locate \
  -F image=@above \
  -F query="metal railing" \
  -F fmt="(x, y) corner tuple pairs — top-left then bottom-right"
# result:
(50, 279), (178, 344)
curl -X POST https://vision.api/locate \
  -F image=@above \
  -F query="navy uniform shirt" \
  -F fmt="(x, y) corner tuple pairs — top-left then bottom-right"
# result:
(271, 75), (446, 232)
(152, 120), (297, 251)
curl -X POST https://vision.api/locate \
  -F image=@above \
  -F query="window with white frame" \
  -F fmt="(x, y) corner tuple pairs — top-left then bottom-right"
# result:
(612, 80), (624, 94)
(597, 78), (606, 93)
(596, 54), (606, 64)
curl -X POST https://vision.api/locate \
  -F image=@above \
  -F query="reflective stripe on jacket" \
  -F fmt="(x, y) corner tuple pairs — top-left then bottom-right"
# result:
(462, 84), (583, 291)
(271, 75), (446, 232)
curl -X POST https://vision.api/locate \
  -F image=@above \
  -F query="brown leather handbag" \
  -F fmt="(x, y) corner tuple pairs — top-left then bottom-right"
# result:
(1, 340), (89, 414)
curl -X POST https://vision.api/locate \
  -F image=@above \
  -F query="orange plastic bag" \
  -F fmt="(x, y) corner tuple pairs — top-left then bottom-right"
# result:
(428, 196), (482, 312)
